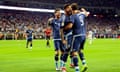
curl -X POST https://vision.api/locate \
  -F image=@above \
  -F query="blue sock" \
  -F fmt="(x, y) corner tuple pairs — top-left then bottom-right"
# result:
(70, 57), (73, 64)
(73, 56), (79, 66)
(55, 54), (59, 68)
(70, 53), (73, 64)
(60, 60), (63, 68)
(61, 61), (66, 67)
(55, 61), (58, 68)
(79, 52), (86, 65)
(62, 53), (68, 62)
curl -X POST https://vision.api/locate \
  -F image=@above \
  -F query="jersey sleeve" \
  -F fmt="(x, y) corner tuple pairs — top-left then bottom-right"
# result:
(70, 15), (75, 24)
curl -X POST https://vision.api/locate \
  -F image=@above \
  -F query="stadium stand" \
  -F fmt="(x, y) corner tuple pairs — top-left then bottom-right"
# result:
(0, 0), (120, 39)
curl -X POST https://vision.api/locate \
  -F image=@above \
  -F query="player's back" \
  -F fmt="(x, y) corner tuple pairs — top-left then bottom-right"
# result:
(26, 29), (33, 38)
(72, 13), (86, 36)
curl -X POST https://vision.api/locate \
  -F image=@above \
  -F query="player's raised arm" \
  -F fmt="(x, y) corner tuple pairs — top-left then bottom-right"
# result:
(80, 8), (89, 17)
(60, 28), (67, 44)
(47, 17), (54, 26)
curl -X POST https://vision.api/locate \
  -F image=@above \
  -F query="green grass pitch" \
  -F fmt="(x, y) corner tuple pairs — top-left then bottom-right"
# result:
(0, 39), (120, 72)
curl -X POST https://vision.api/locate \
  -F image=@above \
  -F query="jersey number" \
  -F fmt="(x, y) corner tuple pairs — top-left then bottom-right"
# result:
(79, 15), (84, 26)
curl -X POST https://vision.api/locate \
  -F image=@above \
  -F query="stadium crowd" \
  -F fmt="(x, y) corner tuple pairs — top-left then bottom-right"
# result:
(0, 11), (52, 39)
(0, 11), (120, 40)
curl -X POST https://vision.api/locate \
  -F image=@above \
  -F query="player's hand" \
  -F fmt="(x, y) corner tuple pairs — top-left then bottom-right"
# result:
(62, 40), (67, 45)
(81, 8), (89, 17)
(81, 8), (86, 12)
(48, 17), (54, 22)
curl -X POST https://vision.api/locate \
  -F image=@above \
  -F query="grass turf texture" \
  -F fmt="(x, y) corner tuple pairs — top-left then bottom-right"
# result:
(0, 39), (120, 72)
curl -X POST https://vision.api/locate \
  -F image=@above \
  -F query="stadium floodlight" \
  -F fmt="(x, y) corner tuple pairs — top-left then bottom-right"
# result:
(0, 5), (64, 13)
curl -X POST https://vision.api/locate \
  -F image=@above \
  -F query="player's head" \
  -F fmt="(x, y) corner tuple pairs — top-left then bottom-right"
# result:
(28, 25), (31, 29)
(71, 3), (79, 11)
(63, 4), (72, 15)
(54, 8), (61, 18)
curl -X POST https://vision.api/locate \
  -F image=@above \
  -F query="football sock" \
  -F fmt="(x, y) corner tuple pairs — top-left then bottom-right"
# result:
(47, 40), (49, 47)
(55, 54), (59, 68)
(26, 41), (29, 48)
(79, 52), (86, 65)
(70, 53), (73, 64)
(30, 43), (32, 47)
(73, 56), (78, 67)
(60, 54), (64, 68)
(62, 53), (69, 62)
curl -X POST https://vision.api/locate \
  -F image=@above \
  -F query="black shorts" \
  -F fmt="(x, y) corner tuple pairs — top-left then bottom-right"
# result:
(27, 38), (32, 42)
(46, 36), (50, 40)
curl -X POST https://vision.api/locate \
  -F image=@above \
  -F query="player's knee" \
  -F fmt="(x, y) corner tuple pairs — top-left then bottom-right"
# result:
(55, 51), (59, 56)
(60, 51), (64, 55)
(72, 52), (78, 56)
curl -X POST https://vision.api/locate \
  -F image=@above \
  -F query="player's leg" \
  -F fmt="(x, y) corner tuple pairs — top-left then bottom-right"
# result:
(79, 49), (88, 72)
(61, 48), (69, 72)
(59, 40), (66, 70)
(26, 39), (29, 48)
(29, 39), (32, 49)
(46, 36), (50, 47)
(88, 34), (92, 45)
(60, 51), (64, 69)
(68, 35), (74, 68)
(70, 51), (74, 68)
(47, 40), (49, 46)
(72, 36), (81, 72)
(61, 46), (70, 67)
(78, 36), (88, 72)
(54, 40), (60, 70)
(61, 36), (72, 71)
(89, 37), (92, 45)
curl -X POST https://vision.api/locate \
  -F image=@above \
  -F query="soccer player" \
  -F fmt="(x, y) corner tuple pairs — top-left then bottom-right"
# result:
(44, 27), (52, 48)
(48, 8), (65, 71)
(60, 4), (74, 69)
(62, 3), (89, 72)
(26, 25), (34, 49)
(88, 29), (93, 44)
(14, 28), (19, 40)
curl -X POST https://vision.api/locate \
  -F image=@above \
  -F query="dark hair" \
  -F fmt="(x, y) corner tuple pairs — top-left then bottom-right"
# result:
(54, 8), (61, 13)
(63, 4), (71, 9)
(71, 3), (79, 10)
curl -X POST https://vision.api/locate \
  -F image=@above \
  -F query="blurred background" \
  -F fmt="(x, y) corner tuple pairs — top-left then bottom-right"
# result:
(0, 0), (120, 40)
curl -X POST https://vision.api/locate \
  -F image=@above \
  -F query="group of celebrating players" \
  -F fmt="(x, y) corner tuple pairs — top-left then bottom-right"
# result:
(48, 3), (89, 72)
(25, 3), (89, 72)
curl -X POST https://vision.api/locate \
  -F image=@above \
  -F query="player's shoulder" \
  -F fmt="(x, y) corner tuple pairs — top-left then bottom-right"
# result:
(61, 14), (66, 19)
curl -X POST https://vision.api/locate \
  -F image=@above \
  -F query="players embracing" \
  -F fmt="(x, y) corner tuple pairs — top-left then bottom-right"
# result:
(48, 3), (89, 72)
(61, 3), (89, 72)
